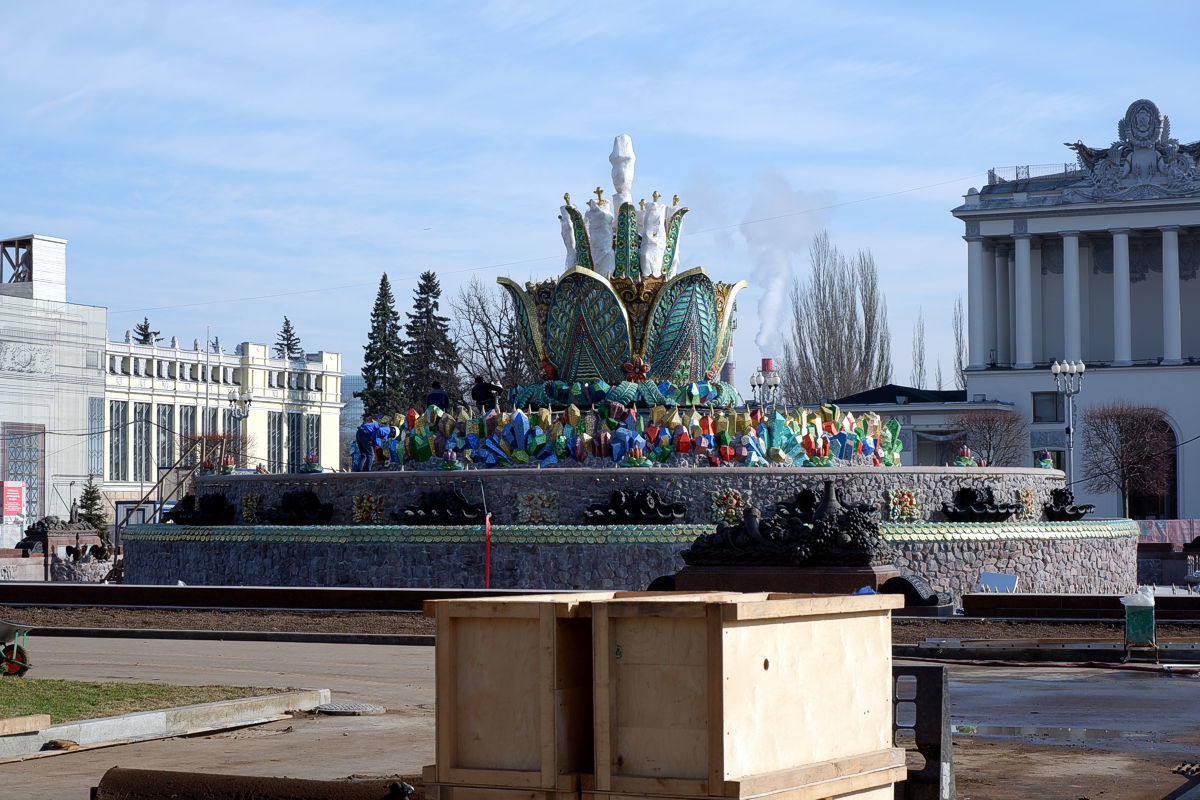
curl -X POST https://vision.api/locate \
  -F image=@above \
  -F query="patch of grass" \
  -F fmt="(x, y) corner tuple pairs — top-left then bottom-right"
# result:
(0, 679), (283, 724)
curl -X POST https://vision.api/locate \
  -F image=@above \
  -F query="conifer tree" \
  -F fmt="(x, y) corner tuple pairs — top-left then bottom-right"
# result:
(357, 273), (406, 417)
(78, 475), (109, 541)
(133, 317), (162, 345)
(273, 316), (304, 359)
(401, 271), (460, 408)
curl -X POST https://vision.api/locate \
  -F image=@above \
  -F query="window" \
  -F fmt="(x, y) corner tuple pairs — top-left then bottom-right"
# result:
(287, 412), (303, 472)
(4, 423), (45, 518)
(223, 408), (244, 466)
(305, 415), (320, 462)
(87, 398), (104, 477)
(268, 412), (283, 473)
(1032, 392), (1064, 423)
(179, 406), (196, 467)
(203, 407), (218, 436)
(157, 405), (174, 469)
(133, 403), (152, 482)
(109, 401), (128, 481)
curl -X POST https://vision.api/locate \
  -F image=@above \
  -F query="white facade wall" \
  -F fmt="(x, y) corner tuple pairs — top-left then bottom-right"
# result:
(103, 340), (342, 495)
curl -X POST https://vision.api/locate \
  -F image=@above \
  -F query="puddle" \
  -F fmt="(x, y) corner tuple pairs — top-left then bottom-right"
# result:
(952, 725), (1151, 742)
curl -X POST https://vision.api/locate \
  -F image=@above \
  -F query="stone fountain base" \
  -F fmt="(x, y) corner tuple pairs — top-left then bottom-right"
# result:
(674, 564), (900, 595)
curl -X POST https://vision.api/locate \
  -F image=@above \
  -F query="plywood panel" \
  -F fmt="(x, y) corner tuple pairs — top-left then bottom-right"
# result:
(454, 616), (542, 771)
(720, 613), (893, 778)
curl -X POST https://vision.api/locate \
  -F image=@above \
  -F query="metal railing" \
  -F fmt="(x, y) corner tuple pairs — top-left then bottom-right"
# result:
(987, 163), (1087, 184)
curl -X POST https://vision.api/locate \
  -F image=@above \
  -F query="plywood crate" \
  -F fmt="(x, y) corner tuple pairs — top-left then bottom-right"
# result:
(424, 591), (734, 794)
(587, 592), (906, 800)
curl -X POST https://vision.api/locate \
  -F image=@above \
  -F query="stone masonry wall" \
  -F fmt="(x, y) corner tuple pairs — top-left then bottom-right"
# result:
(198, 467), (1065, 526)
(124, 524), (1137, 604)
(890, 535), (1138, 605)
(124, 539), (689, 591)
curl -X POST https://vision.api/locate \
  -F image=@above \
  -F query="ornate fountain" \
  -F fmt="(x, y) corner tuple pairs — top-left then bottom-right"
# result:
(500, 135), (746, 409)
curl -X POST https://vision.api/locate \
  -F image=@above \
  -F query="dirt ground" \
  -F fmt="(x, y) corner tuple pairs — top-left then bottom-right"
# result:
(8, 607), (1200, 799)
(5, 606), (1200, 644)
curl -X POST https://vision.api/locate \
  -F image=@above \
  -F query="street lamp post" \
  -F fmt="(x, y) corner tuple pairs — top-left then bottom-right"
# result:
(749, 358), (781, 408)
(227, 389), (253, 466)
(1050, 360), (1085, 484)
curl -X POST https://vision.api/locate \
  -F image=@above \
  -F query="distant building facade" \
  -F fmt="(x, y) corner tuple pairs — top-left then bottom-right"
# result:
(103, 339), (342, 507)
(0, 231), (342, 527)
(0, 235), (106, 533)
(953, 99), (1200, 518)
(832, 384), (1013, 467)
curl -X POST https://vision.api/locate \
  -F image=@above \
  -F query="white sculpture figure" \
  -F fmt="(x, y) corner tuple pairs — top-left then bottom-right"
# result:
(585, 194), (615, 277)
(639, 192), (667, 278)
(559, 193), (577, 269)
(609, 134), (636, 221)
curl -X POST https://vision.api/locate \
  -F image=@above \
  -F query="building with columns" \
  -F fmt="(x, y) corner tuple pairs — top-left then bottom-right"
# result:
(103, 337), (343, 511)
(953, 99), (1200, 519)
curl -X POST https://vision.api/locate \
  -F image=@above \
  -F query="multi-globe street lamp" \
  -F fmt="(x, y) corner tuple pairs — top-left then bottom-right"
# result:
(749, 358), (781, 408)
(1050, 360), (1085, 484)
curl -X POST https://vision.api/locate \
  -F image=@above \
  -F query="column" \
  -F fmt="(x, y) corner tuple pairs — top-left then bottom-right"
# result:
(994, 244), (1011, 365)
(982, 244), (997, 365)
(1031, 240), (1044, 362)
(966, 236), (986, 368)
(1110, 228), (1132, 365)
(1161, 226), (1182, 364)
(1014, 234), (1033, 368)
(1062, 231), (1081, 362)
(1079, 239), (1091, 360)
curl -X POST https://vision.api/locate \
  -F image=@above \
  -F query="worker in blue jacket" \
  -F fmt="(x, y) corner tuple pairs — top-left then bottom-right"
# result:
(354, 420), (391, 472)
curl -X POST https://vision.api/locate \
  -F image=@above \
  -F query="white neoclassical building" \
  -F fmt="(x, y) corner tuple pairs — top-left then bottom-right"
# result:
(103, 338), (343, 508)
(953, 99), (1200, 519)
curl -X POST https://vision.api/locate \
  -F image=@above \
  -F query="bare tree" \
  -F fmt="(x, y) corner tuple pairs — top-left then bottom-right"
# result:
(909, 307), (926, 388)
(450, 277), (539, 391)
(1081, 401), (1172, 517)
(951, 296), (967, 390)
(933, 356), (944, 391)
(780, 231), (892, 404)
(949, 409), (1029, 466)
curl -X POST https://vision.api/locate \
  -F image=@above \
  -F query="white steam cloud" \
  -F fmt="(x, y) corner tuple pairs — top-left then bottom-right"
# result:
(739, 174), (831, 358)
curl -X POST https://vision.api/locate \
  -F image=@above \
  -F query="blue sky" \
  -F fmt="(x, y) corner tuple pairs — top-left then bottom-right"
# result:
(4, 1), (1199, 394)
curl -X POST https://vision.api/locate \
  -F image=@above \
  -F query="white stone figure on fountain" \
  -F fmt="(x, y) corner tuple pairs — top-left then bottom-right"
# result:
(639, 191), (667, 278)
(609, 134), (636, 222)
(559, 193), (577, 269)
(585, 188), (615, 277)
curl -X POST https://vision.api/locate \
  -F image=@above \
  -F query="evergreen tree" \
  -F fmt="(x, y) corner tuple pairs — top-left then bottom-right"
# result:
(78, 475), (109, 537)
(402, 271), (460, 408)
(357, 273), (406, 417)
(133, 316), (162, 345)
(273, 316), (304, 359)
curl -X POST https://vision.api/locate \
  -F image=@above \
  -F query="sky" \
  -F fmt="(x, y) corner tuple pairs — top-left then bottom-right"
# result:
(3, 1), (1200, 397)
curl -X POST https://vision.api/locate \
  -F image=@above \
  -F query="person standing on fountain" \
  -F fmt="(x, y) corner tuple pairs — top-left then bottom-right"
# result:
(354, 419), (389, 472)
(424, 381), (451, 411)
(470, 376), (503, 415)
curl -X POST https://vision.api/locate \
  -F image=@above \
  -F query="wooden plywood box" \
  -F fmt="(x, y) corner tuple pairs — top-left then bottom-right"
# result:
(425, 593), (604, 791)
(588, 593), (905, 800)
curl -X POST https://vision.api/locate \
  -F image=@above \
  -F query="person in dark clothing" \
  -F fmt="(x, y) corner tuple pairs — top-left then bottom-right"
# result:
(424, 381), (451, 411)
(470, 375), (504, 414)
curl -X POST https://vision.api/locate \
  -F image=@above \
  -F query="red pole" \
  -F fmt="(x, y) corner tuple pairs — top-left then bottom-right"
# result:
(484, 512), (492, 589)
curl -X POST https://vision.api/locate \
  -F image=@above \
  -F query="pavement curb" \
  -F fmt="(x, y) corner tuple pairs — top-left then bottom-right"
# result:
(25, 626), (435, 646)
(0, 688), (331, 763)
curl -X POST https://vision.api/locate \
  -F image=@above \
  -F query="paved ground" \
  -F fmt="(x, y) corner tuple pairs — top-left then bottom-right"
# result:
(5, 638), (1200, 799)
